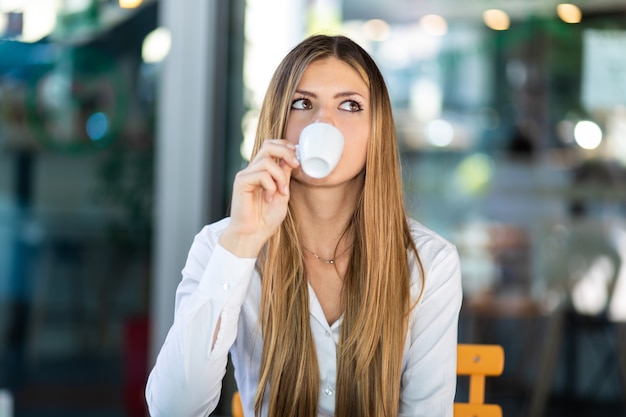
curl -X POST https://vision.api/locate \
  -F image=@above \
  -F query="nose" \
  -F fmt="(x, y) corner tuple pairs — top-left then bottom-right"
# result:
(312, 103), (336, 126)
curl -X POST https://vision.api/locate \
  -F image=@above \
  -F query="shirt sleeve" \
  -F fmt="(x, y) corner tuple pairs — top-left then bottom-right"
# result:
(145, 224), (257, 417)
(399, 243), (463, 417)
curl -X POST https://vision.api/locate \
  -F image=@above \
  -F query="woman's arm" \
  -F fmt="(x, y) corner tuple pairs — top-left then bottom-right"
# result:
(146, 139), (298, 416)
(145, 223), (257, 417)
(399, 242), (463, 417)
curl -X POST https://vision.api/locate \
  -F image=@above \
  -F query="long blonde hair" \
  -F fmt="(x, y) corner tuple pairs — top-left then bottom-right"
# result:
(250, 35), (423, 417)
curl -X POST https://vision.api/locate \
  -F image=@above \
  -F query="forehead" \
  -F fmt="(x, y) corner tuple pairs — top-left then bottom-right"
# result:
(297, 57), (369, 96)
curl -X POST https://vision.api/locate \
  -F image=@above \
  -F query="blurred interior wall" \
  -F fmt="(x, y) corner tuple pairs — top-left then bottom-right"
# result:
(150, 0), (229, 360)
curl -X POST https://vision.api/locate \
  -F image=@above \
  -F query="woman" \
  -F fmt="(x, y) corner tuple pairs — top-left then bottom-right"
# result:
(146, 34), (462, 417)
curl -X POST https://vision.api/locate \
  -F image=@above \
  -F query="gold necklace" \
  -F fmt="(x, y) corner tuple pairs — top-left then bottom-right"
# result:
(302, 244), (352, 265)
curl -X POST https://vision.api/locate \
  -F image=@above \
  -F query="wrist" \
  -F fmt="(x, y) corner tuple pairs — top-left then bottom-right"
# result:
(218, 226), (265, 258)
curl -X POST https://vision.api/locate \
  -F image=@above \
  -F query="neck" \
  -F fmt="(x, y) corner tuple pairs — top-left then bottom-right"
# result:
(290, 179), (360, 255)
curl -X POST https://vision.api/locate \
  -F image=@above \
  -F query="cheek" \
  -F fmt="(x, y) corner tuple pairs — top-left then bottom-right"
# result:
(343, 128), (369, 167)
(285, 118), (308, 145)
(355, 138), (369, 166)
(285, 123), (302, 145)
(354, 126), (370, 157)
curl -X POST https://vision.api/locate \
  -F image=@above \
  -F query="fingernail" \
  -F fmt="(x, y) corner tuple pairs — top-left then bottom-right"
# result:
(283, 186), (289, 194)
(293, 158), (300, 165)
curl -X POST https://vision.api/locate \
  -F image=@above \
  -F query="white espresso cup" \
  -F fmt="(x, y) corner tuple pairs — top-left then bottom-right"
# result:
(296, 122), (344, 179)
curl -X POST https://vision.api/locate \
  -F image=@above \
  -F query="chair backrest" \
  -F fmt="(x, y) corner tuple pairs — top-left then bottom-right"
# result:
(454, 343), (505, 417)
(232, 343), (505, 417)
(232, 391), (244, 417)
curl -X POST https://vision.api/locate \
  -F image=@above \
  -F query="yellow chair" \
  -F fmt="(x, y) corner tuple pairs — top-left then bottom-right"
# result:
(232, 343), (505, 417)
(454, 344), (505, 417)
(232, 391), (244, 417)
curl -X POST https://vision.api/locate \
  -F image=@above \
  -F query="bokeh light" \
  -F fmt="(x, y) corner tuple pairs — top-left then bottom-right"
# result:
(142, 27), (172, 63)
(557, 3), (582, 24)
(483, 9), (510, 31)
(419, 14), (448, 37)
(426, 119), (454, 147)
(362, 19), (390, 41)
(119, 0), (143, 8)
(574, 120), (603, 150)
(456, 153), (494, 194)
(86, 112), (109, 142)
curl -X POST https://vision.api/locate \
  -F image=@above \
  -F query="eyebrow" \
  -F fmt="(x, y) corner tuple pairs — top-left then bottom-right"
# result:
(294, 89), (366, 99)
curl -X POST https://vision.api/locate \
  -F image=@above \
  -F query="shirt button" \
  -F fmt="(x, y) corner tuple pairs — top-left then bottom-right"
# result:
(324, 385), (334, 396)
(222, 283), (231, 291)
(325, 331), (331, 337)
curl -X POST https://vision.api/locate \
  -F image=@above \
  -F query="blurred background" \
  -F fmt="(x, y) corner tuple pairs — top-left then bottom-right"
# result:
(0, 0), (625, 416)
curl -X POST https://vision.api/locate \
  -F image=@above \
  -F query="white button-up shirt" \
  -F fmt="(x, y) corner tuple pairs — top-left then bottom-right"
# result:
(146, 217), (462, 417)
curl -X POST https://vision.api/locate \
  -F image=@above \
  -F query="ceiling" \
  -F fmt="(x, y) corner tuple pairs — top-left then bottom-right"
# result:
(342, 0), (626, 23)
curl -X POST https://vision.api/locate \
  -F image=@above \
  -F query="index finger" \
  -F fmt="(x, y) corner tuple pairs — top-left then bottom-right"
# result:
(257, 139), (300, 168)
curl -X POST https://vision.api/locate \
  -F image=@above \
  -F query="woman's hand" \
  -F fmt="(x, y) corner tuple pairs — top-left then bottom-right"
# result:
(219, 139), (300, 258)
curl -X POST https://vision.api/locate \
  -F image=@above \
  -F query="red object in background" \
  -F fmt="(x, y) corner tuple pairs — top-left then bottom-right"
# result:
(124, 316), (150, 417)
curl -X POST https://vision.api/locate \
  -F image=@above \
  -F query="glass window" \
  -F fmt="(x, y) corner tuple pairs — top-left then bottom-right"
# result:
(0, 1), (157, 415)
(242, 1), (626, 415)
(340, 2), (626, 415)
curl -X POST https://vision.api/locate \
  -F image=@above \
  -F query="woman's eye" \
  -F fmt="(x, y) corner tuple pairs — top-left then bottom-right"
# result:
(339, 100), (363, 112)
(291, 98), (312, 110)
